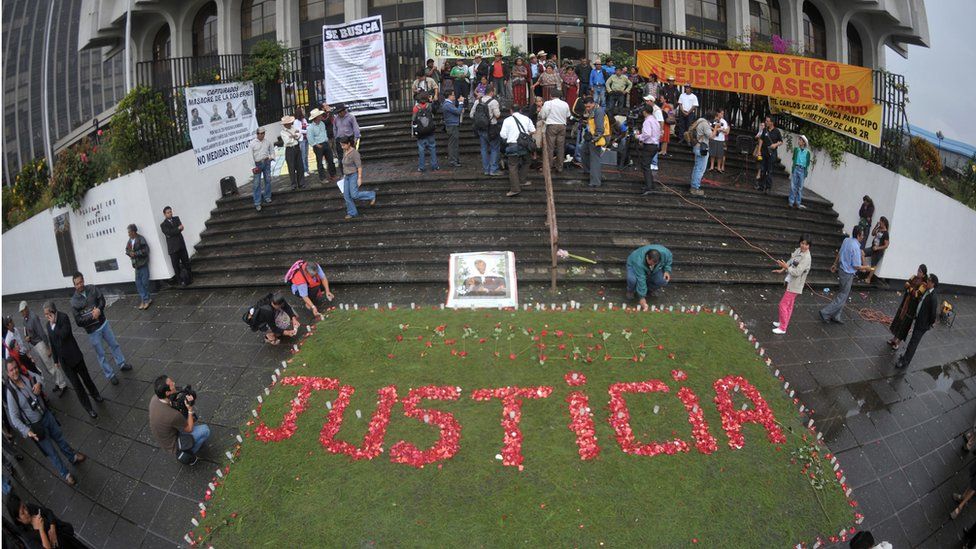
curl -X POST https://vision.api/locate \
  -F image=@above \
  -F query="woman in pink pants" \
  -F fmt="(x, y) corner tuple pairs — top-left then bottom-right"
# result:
(772, 234), (812, 335)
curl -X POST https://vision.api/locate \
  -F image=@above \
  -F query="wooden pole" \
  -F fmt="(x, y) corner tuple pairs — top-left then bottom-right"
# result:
(541, 130), (558, 292)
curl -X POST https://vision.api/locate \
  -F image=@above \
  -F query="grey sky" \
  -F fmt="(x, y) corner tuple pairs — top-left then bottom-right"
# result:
(885, 0), (976, 145)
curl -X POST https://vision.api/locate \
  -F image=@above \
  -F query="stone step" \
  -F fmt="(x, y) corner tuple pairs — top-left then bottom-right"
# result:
(188, 263), (840, 290)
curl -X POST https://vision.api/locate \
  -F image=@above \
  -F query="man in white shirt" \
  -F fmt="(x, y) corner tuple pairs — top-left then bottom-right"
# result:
(708, 108), (731, 173)
(539, 89), (571, 173)
(250, 127), (275, 211)
(677, 84), (699, 142)
(498, 106), (536, 197)
(642, 94), (665, 170)
(280, 115), (305, 190)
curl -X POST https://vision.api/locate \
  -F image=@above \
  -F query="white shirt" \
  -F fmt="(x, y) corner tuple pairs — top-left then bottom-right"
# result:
(499, 112), (536, 144)
(539, 98), (571, 125)
(250, 137), (275, 162)
(678, 92), (699, 113)
(712, 118), (729, 142)
(280, 127), (300, 148)
(653, 104), (664, 123)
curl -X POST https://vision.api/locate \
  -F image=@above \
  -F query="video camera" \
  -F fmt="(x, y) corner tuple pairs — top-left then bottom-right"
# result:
(169, 385), (198, 419)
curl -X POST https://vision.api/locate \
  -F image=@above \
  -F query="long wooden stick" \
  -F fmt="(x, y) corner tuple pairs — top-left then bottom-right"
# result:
(541, 130), (558, 292)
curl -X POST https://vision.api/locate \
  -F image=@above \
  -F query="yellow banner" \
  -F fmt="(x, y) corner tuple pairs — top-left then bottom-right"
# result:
(637, 50), (874, 107)
(768, 98), (882, 147)
(424, 27), (511, 61)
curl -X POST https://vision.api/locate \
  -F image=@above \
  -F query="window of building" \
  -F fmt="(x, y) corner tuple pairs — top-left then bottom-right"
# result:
(368, 0), (423, 28)
(847, 23), (864, 66)
(243, 0), (276, 41)
(300, 0), (344, 23)
(446, 0), (507, 18)
(153, 25), (171, 61)
(802, 2), (827, 59)
(749, 0), (780, 40)
(526, 0), (586, 17)
(610, 0), (662, 31)
(685, 0), (727, 43)
(192, 2), (218, 56)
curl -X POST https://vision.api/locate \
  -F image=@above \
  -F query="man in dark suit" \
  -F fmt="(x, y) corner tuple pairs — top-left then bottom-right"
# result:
(896, 274), (940, 369)
(160, 206), (191, 286)
(43, 301), (102, 418)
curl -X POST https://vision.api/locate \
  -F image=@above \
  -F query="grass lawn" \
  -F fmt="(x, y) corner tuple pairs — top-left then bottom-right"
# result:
(196, 309), (854, 547)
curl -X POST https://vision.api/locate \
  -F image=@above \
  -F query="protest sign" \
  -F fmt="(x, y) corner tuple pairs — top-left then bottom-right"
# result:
(425, 27), (511, 62)
(185, 81), (258, 170)
(323, 16), (390, 115)
(768, 97), (882, 147)
(637, 50), (873, 107)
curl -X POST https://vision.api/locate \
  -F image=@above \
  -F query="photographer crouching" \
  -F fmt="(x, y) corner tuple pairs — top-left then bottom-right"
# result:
(148, 375), (209, 465)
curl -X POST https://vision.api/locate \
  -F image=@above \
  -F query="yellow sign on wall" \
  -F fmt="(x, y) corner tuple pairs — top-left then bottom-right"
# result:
(768, 98), (882, 147)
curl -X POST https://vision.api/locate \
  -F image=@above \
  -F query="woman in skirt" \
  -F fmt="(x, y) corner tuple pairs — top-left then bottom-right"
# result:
(887, 264), (928, 350)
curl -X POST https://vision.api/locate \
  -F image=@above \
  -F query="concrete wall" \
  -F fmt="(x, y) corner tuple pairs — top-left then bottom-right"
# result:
(776, 137), (976, 287)
(2, 134), (262, 296)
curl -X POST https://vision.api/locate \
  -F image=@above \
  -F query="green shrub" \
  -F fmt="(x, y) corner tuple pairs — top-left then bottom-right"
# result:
(908, 136), (942, 176)
(107, 86), (174, 172)
(13, 158), (48, 207)
(50, 138), (104, 210)
(595, 51), (636, 70)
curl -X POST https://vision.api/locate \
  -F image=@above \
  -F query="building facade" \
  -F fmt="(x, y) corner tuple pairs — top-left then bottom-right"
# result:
(1, 0), (928, 184)
(1, 0), (126, 186)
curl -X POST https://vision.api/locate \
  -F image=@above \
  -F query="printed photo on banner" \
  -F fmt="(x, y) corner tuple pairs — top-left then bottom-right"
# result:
(447, 251), (518, 309)
(322, 16), (390, 115)
(768, 98), (883, 147)
(424, 27), (511, 64)
(184, 81), (258, 170)
(637, 50), (874, 107)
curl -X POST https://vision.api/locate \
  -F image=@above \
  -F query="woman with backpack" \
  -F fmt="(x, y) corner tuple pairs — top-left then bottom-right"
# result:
(244, 294), (301, 345)
(412, 92), (440, 172)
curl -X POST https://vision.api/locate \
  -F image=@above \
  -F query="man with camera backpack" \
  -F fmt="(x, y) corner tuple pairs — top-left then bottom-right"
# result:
(5, 358), (86, 485)
(498, 105), (536, 197)
(471, 84), (501, 176)
(149, 374), (209, 465)
(412, 92), (440, 172)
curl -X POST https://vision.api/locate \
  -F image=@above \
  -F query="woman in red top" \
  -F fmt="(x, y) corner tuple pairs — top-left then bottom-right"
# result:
(511, 58), (529, 107)
(561, 65), (579, 107)
(659, 95), (673, 157)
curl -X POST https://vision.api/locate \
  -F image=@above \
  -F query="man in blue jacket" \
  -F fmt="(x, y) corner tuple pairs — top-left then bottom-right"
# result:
(441, 90), (464, 167)
(626, 244), (673, 310)
(589, 60), (607, 108)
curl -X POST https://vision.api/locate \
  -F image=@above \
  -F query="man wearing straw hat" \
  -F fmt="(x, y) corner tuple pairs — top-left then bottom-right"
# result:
(280, 115), (305, 190)
(307, 108), (337, 183)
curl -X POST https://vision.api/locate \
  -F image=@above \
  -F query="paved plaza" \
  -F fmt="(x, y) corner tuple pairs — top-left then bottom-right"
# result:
(2, 282), (974, 547)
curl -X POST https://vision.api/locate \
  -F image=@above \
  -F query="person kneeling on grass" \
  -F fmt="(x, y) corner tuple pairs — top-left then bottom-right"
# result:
(286, 260), (334, 317)
(771, 234), (812, 335)
(625, 244), (673, 311)
(149, 374), (209, 465)
(245, 293), (300, 345)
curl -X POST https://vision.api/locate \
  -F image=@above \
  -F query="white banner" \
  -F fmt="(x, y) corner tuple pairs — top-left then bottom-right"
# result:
(185, 82), (258, 170)
(322, 16), (390, 115)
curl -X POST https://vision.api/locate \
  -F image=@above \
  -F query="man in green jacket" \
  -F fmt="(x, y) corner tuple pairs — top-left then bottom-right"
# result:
(626, 244), (673, 310)
(125, 224), (152, 310)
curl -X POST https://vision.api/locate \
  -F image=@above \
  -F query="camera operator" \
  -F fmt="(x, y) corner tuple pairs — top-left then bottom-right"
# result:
(4, 358), (85, 486)
(148, 374), (209, 465)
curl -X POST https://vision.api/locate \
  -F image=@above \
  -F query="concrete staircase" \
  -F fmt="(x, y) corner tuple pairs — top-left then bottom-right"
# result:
(187, 111), (842, 292)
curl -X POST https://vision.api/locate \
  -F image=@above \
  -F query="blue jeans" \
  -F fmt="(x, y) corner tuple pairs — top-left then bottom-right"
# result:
(342, 173), (376, 217)
(626, 264), (669, 296)
(299, 140), (309, 174)
(135, 265), (150, 303)
(252, 159), (272, 206)
(417, 135), (440, 171)
(651, 150), (659, 169)
(191, 423), (211, 454)
(35, 410), (77, 478)
(592, 86), (606, 108)
(691, 144), (709, 190)
(476, 129), (500, 174)
(87, 320), (127, 379)
(821, 270), (854, 322)
(789, 165), (807, 206)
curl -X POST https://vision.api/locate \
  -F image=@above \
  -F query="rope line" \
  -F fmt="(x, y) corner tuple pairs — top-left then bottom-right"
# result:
(653, 179), (894, 326)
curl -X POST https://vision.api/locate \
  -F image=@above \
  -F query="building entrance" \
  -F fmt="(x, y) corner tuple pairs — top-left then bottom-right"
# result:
(528, 33), (585, 64)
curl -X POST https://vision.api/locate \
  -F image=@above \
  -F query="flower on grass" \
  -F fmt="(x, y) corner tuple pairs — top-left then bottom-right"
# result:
(607, 380), (689, 456)
(471, 386), (554, 467)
